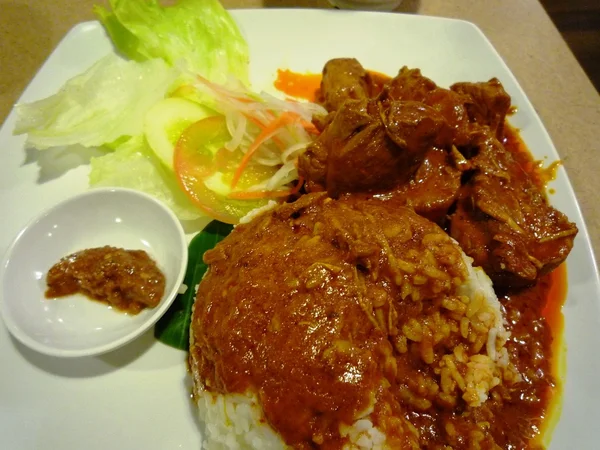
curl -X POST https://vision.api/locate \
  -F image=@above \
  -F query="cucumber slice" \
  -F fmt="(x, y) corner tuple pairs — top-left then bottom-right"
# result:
(144, 97), (214, 170)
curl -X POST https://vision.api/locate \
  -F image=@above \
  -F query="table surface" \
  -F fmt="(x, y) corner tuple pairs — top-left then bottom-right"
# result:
(1, 0), (599, 265)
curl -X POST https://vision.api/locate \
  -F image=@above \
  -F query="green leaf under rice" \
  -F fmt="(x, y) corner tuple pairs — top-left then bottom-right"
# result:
(155, 220), (234, 350)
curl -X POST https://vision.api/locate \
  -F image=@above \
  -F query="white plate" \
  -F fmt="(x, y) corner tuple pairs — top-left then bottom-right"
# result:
(0, 187), (188, 358)
(1, 9), (599, 450)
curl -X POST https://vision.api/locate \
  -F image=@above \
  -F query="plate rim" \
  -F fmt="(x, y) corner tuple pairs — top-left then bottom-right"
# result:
(1, 8), (599, 449)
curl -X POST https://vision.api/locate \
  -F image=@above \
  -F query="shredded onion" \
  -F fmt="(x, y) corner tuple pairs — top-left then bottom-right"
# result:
(191, 76), (326, 194)
(225, 111), (246, 151)
(281, 143), (309, 163)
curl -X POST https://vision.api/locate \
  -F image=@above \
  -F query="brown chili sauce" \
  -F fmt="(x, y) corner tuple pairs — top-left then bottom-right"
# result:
(45, 246), (166, 315)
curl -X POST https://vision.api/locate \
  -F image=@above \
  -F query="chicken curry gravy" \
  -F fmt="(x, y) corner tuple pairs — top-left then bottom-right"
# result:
(191, 60), (576, 449)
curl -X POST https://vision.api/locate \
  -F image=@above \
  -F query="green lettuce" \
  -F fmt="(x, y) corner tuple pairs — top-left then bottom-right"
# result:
(94, 0), (249, 85)
(89, 135), (204, 221)
(14, 55), (176, 149)
(15, 0), (251, 223)
(155, 221), (233, 350)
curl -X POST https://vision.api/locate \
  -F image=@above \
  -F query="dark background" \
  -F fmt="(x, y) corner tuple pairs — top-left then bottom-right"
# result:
(541, 0), (600, 91)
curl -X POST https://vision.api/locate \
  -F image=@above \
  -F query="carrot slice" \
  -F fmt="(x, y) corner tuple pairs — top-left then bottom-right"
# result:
(301, 119), (320, 135)
(231, 111), (300, 188)
(243, 113), (286, 150)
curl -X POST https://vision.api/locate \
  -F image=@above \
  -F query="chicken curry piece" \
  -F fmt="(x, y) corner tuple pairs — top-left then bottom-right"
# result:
(299, 58), (577, 289)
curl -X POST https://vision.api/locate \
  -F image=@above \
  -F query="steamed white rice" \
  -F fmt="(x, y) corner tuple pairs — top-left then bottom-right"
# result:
(193, 247), (516, 449)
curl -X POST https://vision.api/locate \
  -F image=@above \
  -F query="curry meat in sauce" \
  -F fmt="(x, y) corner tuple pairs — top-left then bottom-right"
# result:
(45, 246), (165, 314)
(190, 59), (576, 449)
(300, 58), (577, 289)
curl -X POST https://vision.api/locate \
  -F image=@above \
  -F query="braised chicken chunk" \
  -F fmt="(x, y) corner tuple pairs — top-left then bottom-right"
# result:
(298, 99), (452, 197)
(378, 147), (462, 224)
(422, 88), (472, 146)
(451, 78), (512, 140)
(384, 66), (436, 102)
(449, 130), (577, 287)
(302, 58), (577, 289)
(383, 68), (472, 146)
(318, 58), (372, 112)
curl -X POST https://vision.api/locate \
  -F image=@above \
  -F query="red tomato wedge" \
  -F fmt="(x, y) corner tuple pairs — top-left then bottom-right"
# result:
(173, 116), (278, 224)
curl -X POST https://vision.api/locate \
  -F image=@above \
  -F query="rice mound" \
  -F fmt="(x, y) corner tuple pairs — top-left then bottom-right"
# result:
(195, 391), (286, 450)
(189, 193), (520, 449)
(196, 389), (396, 450)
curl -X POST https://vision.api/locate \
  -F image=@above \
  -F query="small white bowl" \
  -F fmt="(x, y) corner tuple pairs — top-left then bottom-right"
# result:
(0, 187), (188, 358)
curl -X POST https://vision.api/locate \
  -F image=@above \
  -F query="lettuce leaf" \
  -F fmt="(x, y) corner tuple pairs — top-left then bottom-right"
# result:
(94, 0), (249, 85)
(89, 135), (204, 221)
(14, 0), (251, 224)
(14, 55), (176, 150)
(155, 221), (233, 350)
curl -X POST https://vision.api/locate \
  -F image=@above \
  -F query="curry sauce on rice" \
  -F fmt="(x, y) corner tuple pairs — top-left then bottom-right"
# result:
(188, 59), (576, 449)
(191, 193), (517, 449)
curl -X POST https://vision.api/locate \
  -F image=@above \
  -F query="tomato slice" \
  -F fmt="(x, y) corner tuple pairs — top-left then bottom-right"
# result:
(173, 116), (275, 224)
